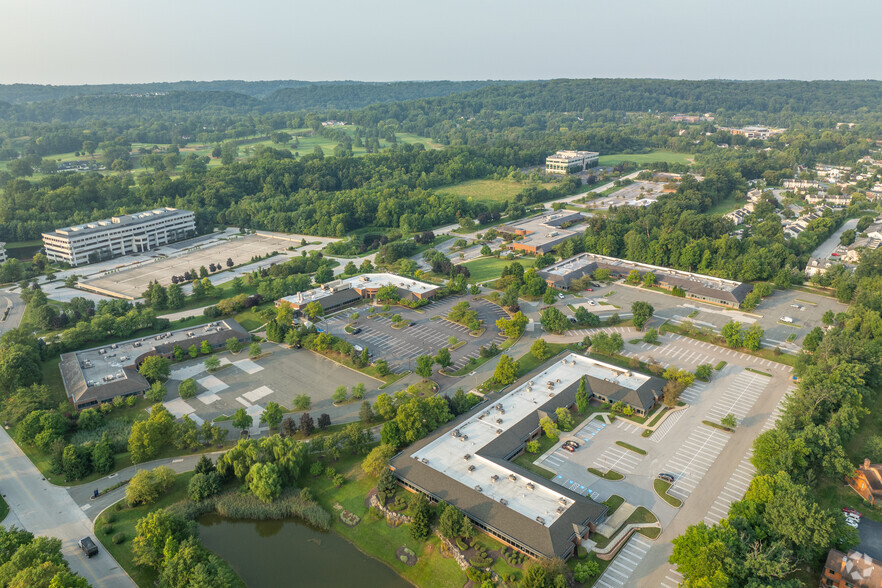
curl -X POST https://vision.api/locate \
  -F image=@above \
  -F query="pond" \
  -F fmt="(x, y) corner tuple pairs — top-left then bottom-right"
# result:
(198, 513), (414, 588)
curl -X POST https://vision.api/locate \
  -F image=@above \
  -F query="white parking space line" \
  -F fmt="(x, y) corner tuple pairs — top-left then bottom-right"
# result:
(664, 428), (731, 500)
(594, 535), (653, 587)
(593, 446), (643, 475)
(650, 408), (686, 443)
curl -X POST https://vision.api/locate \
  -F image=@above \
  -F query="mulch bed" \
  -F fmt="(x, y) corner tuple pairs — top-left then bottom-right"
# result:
(395, 546), (417, 567)
(340, 509), (360, 527)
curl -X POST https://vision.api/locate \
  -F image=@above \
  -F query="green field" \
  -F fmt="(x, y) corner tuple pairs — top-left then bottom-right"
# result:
(706, 195), (741, 215)
(437, 178), (557, 203)
(598, 151), (694, 166)
(462, 257), (535, 283)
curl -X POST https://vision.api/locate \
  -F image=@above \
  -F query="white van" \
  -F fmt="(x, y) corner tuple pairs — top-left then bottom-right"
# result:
(780, 316), (794, 323)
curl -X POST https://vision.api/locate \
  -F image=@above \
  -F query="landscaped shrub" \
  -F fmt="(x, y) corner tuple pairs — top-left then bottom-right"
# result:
(309, 462), (323, 476)
(576, 545), (588, 559)
(456, 538), (468, 551)
(112, 532), (125, 544)
(105, 512), (116, 524)
(101, 524), (113, 535)
(469, 554), (493, 567)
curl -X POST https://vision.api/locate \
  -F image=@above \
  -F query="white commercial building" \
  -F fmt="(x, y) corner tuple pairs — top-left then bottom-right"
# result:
(0, 243), (7, 264)
(42, 208), (196, 266)
(545, 150), (600, 175)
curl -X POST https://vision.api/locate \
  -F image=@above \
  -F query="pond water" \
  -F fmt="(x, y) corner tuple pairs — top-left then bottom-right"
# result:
(198, 513), (413, 588)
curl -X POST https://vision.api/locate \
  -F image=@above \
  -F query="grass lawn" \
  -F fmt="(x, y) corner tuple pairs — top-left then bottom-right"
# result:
(706, 195), (741, 215)
(436, 178), (557, 203)
(511, 434), (557, 479)
(305, 454), (467, 588)
(93, 472), (243, 588)
(462, 256), (535, 283)
(597, 151), (694, 166)
(653, 479), (682, 507)
(231, 307), (267, 331)
(588, 468), (624, 481)
(603, 495), (625, 516)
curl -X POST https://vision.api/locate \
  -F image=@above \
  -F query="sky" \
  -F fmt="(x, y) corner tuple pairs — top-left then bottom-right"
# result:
(1, 0), (879, 85)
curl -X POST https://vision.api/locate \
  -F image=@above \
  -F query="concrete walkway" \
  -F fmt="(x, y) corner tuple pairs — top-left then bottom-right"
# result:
(0, 427), (135, 587)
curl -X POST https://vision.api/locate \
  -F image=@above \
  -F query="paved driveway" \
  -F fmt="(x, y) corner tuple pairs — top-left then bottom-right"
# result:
(0, 428), (135, 588)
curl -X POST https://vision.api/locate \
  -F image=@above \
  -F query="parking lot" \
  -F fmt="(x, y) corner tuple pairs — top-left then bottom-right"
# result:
(567, 280), (846, 350)
(162, 345), (378, 428)
(322, 297), (508, 371)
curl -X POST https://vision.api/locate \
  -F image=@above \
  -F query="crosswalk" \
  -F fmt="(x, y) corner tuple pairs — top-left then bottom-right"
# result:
(663, 428), (730, 501)
(705, 371), (769, 423)
(649, 408), (685, 443)
(595, 534), (654, 588)
(593, 445), (643, 475)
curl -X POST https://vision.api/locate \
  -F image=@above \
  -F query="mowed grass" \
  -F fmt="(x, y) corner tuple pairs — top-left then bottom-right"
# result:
(437, 178), (557, 203)
(463, 257), (535, 283)
(706, 195), (741, 215)
(598, 151), (694, 166)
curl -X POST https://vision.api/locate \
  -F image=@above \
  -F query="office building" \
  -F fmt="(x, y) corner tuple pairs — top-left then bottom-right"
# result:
(42, 208), (196, 266)
(277, 273), (440, 314)
(498, 211), (587, 254)
(538, 253), (752, 308)
(545, 151), (600, 175)
(59, 319), (250, 409)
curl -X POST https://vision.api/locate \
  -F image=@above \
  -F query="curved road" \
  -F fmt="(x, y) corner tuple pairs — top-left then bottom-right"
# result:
(0, 427), (135, 587)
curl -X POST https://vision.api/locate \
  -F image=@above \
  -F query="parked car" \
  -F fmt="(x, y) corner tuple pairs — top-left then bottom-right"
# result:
(843, 507), (862, 516)
(586, 288), (594, 292)
(558, 293), (565, 299)
(657, 473), (675, 484)
(78, 537), (98, 557)
(562, 443), (575, 452)
(565, 440), (580, 448)
(351, 327), (362, 334)
(408, 321), (416, 326)
(353, 345), (364, 353)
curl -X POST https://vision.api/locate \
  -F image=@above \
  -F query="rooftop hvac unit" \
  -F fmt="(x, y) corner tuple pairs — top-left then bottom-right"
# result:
(420, 458), (429, 464)
(496, 429), (503, 434)
(490, 475), (499, 483)
(474, 486), (483, 493)
(535, 516), (545, 525)
(556, 506), (565, 514)
(468, 465), (476, 472)
(461, 435), (468, 441)
(496, 419), (503, 424)
(509, 474), (517, 482)
(526, 483), (535, 491)
(463, 454), (471, 460)
(499, 498), (508, 505)
(558, 498), (568, 506)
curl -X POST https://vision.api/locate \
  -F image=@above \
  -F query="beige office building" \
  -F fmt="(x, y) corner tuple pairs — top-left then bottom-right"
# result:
(545, 150), (600, 174)
(42, 208), (196, 266)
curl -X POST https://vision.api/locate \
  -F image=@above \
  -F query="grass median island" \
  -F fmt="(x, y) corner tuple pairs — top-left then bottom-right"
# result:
(702, 420), (735, 433)
(653, 479), (682, 508)
(659, 323), (796, 367)
(588, 468), (624, 481)
(615, 441), (647, 455)
(715, 360), (727, 370)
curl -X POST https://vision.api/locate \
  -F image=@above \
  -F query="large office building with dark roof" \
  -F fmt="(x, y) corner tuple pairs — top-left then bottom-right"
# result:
(389, 353), (664, 560)
(60, 319), (250, 409)
(539, 253), (752, 308)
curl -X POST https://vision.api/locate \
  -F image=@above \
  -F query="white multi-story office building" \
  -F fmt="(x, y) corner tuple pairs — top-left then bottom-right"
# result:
(0, 243), (7, 264)
(545, 150), (600, 174)
(42, 208), (196, 266)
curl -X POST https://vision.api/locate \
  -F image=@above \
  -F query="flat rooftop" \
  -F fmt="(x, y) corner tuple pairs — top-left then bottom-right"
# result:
(547, 150), (599, 161)
(542, 253), (744, 293)
(279, 273), (438, 306)
(411, 354), (647, 526)
(74, 320), (241, 389)
(48, 207), (192, 237)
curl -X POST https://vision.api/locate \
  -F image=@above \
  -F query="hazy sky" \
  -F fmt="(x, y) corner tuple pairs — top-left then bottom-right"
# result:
(1, 0), (879, 84)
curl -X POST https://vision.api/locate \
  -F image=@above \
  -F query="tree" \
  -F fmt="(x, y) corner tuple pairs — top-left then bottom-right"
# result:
(249, 342), (262, 357)
(133, 509), (192, 570)
(375, 359), (390, 376)
(493, 354), (519, 385)
(359, 401), (374, 423)
(145, 380), (166, 402)
(496, 311), (529, 338)
(526, 440), (540, 453)
(555, 407), (573, 431)
(178, 378), (198, 399)
(695, 364), (713, 382)
(247, 462), (282, 503)
(625, 269), (641, 285)
(174, 416), (200, 450)
(643, 327), (659, 344)
(92, 433), (115, 474)
(434, 347), (452, 368)
(232, 407), (253, 430)
(576, 377), (589, 414)
(303, 301), (324, 320)
(62, 444), (91, 481)
(317, 413), (331, 430)
(574, 561), (601, 583)
(409, 492), (431, 540)
(821, 310), (835, 325)
(225, 338), (242, 353)
(531, 338), (551, 361)
(631, 301), (655, 331)
(540, 416), (560, 441)
(721, 321), (743, 348)
(159, 536), (236, 588)
(438, 503), (464, 539)
(293, 394), (311, 411)
(126, 466), (176, 506)
(416, 354), (434, 379)
(542, 288), (555, 305)
(333, 386), (348, 404)
(743, 323), (764, 351)
(204, 356), (221, 371)
(721, 413), (737, 429)
(299, 412), (315, 436)
(540, 306), (569, 334)
(642, 272), (657, 287)
(591, 332), (624, 355)
(194, 454), (215, 475)
(261, 402), (284, 430)
(138, 355), (171, 382)
(574, 306), (600, 326)
(351, 382), (366, 399)
(200, 340), (212, 355)
(188, 344), (199, 359)
(77, 407), (102, 431)
(362, 443), (397, 477)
